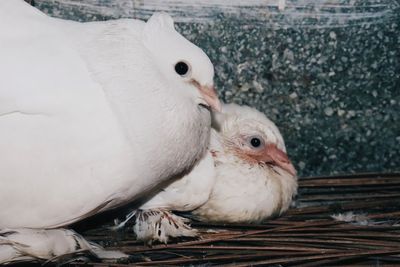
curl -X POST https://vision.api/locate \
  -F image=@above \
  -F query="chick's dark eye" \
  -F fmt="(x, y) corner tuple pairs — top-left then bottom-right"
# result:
(250, 138), (261, 148)
(175, 61), (189, 76)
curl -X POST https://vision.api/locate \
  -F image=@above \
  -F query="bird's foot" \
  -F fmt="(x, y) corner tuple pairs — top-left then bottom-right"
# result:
(133, 209), (198, 245)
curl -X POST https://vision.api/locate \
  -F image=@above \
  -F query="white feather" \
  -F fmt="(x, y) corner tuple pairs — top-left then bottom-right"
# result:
(193, 103), (298, 222)
(140, 149), (216, 211)
(331, 212), (374, 226)
(128, 141), (216, 243)
(132, 103), (297, 243)
(0, 1), (215, 228)
(0, 228), (127, 265)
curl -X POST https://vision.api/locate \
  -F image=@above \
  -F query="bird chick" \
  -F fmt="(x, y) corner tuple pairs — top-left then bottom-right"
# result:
(129, 103), (297, 243)
(192, 103), (297, 223)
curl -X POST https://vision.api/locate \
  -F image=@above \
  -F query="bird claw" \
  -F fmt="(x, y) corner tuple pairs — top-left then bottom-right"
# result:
(133, 209), (198, 245)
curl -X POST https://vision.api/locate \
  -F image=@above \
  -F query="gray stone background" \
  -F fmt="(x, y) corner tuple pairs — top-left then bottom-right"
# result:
(33, 0), (400, 177)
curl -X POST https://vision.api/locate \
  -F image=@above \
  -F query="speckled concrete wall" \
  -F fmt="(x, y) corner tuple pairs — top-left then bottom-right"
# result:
(34, 0), (400, 177)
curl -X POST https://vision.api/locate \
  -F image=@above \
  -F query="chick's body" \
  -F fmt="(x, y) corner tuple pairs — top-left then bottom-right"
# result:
(193, 151), (296, 222)
(193, 104), (297, 223)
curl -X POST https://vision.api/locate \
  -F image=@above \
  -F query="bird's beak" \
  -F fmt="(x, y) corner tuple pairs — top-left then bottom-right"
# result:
(193, 81), (221, 112)
(262, 144), (297, 176)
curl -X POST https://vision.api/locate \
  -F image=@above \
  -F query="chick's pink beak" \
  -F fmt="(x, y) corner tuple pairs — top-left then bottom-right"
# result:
(198, 85), (222, 112)
(261, 144), (297, 176)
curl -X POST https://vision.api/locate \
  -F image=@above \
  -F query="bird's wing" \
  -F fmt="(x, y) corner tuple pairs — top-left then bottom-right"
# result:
(0, 1), (135, 228)
(0, 2), (208, 229)
(0, 1), (105, 116)
(123, 134), (218, 243)
(140, 150), (216, 211)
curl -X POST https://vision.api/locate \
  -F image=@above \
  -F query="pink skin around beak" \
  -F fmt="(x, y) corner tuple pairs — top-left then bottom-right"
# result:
(192, 80), (222, 112)
(260, 144), (297, 176)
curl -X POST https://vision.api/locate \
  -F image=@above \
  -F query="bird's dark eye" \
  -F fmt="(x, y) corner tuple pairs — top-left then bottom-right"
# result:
(175, 61), (189, 76)
(250, 138), (261, 148)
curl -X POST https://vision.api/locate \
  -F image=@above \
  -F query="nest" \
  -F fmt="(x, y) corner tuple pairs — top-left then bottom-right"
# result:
(76, 173), (400, 266)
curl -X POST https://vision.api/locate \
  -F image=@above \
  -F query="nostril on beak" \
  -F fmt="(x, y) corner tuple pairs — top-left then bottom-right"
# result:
(196, 83), (221, 112)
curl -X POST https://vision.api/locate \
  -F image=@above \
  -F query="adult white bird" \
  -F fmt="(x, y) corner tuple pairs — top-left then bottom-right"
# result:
(0, 0), (220, 229)
(128, 103), (298, 244)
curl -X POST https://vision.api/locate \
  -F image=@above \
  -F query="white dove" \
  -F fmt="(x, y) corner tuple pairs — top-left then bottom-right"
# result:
(128, 103), (297, 244)
(0, 0), (220, 230)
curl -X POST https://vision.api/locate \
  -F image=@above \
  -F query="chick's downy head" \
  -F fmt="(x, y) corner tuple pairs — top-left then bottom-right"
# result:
(142, 13), (220, 112)
(214, 104), (296, 176)
(193, 103), (298, 223)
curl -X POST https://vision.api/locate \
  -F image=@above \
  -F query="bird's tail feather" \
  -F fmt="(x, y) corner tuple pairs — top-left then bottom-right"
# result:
(0, 228), (127, 265)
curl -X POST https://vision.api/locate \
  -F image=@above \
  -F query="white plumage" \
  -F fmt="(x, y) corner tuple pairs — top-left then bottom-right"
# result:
(0, 228), (126, 265)
(140, 148), (216, 212)
(131, 103), (297, 243)
(193, 103), (297, 222)
(115, 134), (217, 244)
(0, 1), (219, 229)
